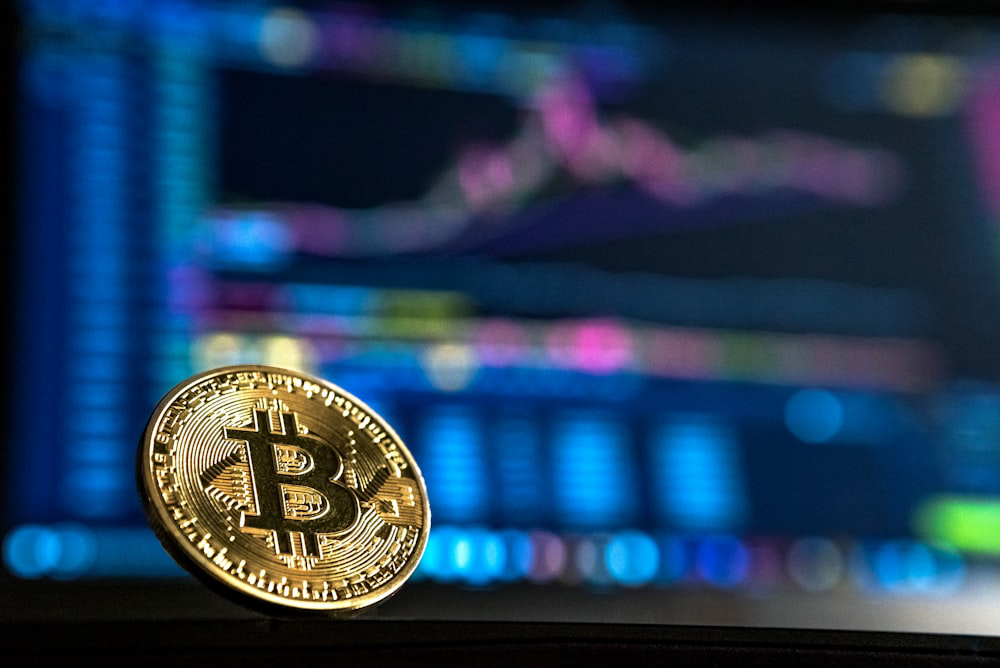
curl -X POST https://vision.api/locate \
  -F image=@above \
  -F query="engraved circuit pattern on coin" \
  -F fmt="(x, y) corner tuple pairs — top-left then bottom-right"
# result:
(137, 366), (430, 615)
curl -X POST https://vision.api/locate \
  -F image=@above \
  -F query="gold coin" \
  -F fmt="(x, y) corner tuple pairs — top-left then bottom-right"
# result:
(137, 365), (430, 615)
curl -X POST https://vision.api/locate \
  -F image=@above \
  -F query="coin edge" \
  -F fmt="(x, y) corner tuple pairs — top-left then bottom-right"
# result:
(136, 364), (431, 616)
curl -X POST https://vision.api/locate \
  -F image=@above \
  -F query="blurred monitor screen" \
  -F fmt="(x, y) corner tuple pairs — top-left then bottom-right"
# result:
(8, 0), (1000, 633)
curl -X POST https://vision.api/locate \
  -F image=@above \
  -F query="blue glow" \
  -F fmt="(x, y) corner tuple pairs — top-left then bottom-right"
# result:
(73, 203), (125, 229)
(85, 528), (182, 577)
(65, 437), (120, 463)
(930, 545), (966, 593)
(290, 284), (375, 315)
(871, 541), (908, 590)
(419, 526), (508, 585)
(494, 416), (544, 523)
(3, 524), (100, 580)
(67, 280), (126, 301)
(78, 120), (125, 145)
(63, 0), (136, 24)
(68, 299), (127, 324)
(69, 250), (126, 275)
(145, 0), (210, 48)
(212, 5), (265, 53)
(423, 526), (460, 581)
(480, 532), (505, 577)
(456, 34), (506, 83)
(498, 530), (533, 581)
(864, 540), (965, 594)
(785, 389), (844, 443)
(24, 46), (73, 106)
(553, 412), (636, 529)
(70, 352), (127, 378)
(56, 47), (131, 525)
(4, 525), (56, 578)
(419, 407), (488, 523)
(66, 357), (126, 381)
(904, 543), (938, 591)
(695, 536), (749, 588)
(33, 528), (62, 574)
(651, 417), (746, 530)
(22, 0), (72, 24)
(62, 468), (124, 518)
(66, 381), (124, 408)
(73, 201), (124, 225)
(453, 535), (473, 570)
(656, 535), (688, 584)
(456, 528), (507, 586)
(48, 524), (97, 580)
(69, 408), (125, 434)
(207, 213), (292, 269)
(606, 531), (659, 586)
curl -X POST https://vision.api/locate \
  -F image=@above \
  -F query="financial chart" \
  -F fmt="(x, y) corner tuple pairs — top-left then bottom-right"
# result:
(8, 0), (1000, 629)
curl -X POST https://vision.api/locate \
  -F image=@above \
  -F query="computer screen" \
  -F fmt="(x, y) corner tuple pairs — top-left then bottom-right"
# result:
(8, 0), (1000, 632)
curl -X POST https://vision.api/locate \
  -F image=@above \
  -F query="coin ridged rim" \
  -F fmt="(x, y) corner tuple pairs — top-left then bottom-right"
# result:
(137, 364), (431, 615)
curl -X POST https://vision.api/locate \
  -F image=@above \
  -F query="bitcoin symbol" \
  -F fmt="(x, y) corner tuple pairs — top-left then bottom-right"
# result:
(139, 366), (429, 614)
(225, 408), (360, 558)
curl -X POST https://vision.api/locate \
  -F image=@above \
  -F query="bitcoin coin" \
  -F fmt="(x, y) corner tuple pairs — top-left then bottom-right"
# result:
(137, 365), (429, 615)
